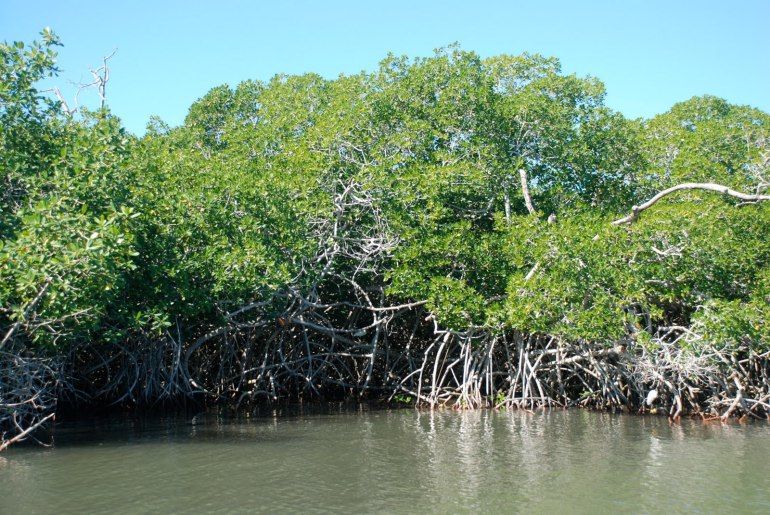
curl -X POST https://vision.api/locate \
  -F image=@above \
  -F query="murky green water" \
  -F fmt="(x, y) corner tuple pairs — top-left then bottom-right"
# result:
(1, 408), (769, 514)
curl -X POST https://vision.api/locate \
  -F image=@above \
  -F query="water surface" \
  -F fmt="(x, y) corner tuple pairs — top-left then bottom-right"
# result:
(1, 408), (768, 513)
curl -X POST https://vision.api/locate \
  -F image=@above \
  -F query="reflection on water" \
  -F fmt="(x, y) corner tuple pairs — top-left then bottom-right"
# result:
(1, 407), (769, 514)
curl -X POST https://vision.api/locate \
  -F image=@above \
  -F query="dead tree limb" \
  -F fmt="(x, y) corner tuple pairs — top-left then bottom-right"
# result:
(519, 168), (536, 215)
(612, 182), (770, 225)
(0, 413), (55, 452)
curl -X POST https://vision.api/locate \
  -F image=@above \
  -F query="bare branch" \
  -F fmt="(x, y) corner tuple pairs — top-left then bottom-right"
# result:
(0, 414), (55, 452)
(518, 168), (536, 215)
(89, 48), (117, 109)
(612, 182), (770, 225)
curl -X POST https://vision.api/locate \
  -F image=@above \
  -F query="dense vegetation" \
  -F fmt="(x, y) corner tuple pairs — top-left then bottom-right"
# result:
(2, 31), (769, 448)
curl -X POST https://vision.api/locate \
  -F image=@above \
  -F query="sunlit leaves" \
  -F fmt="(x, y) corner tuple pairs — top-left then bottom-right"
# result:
(2, 33), (768, 355)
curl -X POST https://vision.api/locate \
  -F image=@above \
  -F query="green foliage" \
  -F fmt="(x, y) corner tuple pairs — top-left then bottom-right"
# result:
(2, 33), (769, 357)
(641, 95), (770, 194)
(1, 29), (63, 238)
(1, 32), (139, 347)
(503, 215), (633, 342)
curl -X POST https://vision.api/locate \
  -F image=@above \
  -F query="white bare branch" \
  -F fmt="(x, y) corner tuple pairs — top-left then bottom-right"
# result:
(612, 182), (770, 225)
(518, 168), (536, 215)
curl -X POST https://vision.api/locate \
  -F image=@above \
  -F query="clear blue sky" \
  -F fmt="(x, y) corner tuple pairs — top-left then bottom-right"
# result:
(2, 0), (769, 135)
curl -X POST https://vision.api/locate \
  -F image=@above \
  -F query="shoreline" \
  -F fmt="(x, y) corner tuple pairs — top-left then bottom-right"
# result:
(5, 335), (766, 451)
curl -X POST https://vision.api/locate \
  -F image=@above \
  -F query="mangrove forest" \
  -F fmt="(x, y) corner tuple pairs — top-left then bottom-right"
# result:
(2, 30), (770, 450)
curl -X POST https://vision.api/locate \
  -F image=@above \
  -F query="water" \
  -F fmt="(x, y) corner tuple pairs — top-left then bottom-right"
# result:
(1, 407), (769, 514)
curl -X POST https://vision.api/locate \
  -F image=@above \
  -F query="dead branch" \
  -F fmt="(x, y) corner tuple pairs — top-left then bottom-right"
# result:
(612, 182), (770, 225)
(519, 168), (536, 215)
(0, 414), (55, 452)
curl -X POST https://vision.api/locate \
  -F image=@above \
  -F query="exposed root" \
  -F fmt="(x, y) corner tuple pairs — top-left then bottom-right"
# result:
(0, 349), (59, 450)
(69, 308), (770, 422)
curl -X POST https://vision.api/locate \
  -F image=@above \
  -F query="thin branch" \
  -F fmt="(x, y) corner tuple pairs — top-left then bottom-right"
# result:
(0, 278), (52, 351)
(0, 413), (55, 452)
(524, 262), (540, 282)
